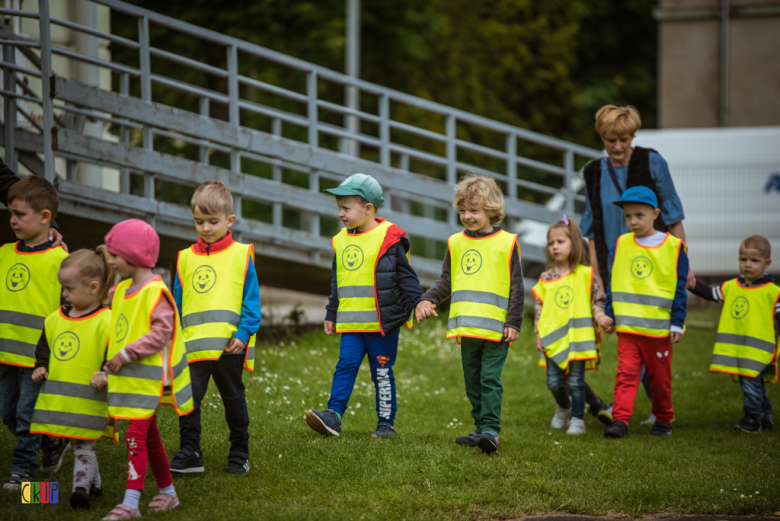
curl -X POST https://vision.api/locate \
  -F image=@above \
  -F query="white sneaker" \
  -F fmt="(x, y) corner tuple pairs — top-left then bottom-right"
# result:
(566, 417), (586, 435)
(640, 413), (656, 425)
(551, 405), (571, 429)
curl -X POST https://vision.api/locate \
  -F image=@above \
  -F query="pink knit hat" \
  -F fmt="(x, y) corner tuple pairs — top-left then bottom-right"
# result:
(105, 219), (159, 269)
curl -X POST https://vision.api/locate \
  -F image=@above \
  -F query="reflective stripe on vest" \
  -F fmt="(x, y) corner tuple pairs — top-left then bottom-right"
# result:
(447, 230), (517, 342)
(710, 279), (780, 382)
(178, 243), (256, 370)
(532, 265), (600, 371)
(108, 276), (194, 419)
(0, 243), (68, 367)
(333, 220), (393, 333)
(611, 233), (682, 338)
(30, 307), (117, 441)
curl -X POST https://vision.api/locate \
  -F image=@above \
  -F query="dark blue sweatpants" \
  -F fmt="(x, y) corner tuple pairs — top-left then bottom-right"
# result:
(327, 329), (399, 425)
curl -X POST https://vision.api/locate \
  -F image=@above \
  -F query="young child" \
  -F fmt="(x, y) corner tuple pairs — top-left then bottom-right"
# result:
(417, 174), (523, 454)
(0, 176), (70, 490)
(690, 235), (779, 433)
(91, 219), (194, 519)
(533, 217), (613, 435)
(603, 186), (688, 438)
(171, 181), (261, 474)
(30, 248), (118, 510)
(305, 173), (423, 439)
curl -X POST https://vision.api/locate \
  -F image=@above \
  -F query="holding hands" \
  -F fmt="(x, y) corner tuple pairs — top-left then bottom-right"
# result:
(225, 337), (246, 354)
(31, 367), (48, 381)
(597, 315), (615, 334)
(415, 300), (438, 323)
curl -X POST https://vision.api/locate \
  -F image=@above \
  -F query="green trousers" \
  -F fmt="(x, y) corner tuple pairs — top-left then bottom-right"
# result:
(460, 337), (509, 434)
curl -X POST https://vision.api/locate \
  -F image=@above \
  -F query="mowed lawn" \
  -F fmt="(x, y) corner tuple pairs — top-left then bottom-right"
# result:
(2, 306), (778, 521)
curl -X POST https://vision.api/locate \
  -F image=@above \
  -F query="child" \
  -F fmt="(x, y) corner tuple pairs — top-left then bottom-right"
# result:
(533, 217), (613, 435)
(172, 181), (261, 474)
(305, 173), (423, 438)
(91, 219), (194, 519)
(30, 248), (118, 510)
(416, 174), (523, 454)
(603, 186), (688, 438)
(0, 176), (70, 490)
(690, 235), (779, 433)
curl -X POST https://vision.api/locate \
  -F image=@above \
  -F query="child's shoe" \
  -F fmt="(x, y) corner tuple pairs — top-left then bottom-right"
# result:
(477, 431), (499, 454)
(3, 470), (32, 490)
(597, 403), (614, 426)
(370, 422), (396, 439)
(761, 417), (773, 431)
(170, 449), (204, 473)
(305, 408), (342, 437)
(551, 405), (571, 429)
(147, 490), (180, 513)
(102, 504), (140, 520)
(40, 438), (71, 473)
(649, 422), (674, 436)
(604, 420), (628, 438)
(734, 416), (762, 433)
(566, 417), (586, 435)
(455, 432), (479, 447)
(90, 484), (103, 499)
(224, 451), (250, 474)
(70, 487), (91, 510)
(640, 413), (656, 425)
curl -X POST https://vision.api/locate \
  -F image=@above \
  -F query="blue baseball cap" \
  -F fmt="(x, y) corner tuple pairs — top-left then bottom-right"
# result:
(613, 186), (658, 209)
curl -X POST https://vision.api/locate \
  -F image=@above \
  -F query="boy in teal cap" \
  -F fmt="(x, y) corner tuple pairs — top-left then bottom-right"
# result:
(305, 174), (423, 438)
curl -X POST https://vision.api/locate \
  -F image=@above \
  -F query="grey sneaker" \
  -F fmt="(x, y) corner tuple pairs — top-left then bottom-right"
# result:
(370, 422), (396, 439)
(455, 431), (479, 447)
(3, 470), (32, 491)
(40, 438), (71, 473)
(477, 431), (499, 455)
(305, 408), (342, 437)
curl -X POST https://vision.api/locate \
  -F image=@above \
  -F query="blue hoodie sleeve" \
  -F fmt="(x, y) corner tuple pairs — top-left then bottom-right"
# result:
(173, 271), (183, 321)
(670, 244), (689, 329)
(234, 259), (261, 346)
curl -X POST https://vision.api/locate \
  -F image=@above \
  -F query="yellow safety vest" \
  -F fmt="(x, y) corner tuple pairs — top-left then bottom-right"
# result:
(333, 220), (394, 333)
(447, 230), (518, 342)
(177, 242), (256, 370)
(0, 242), (68, 367)
(611, 233), (683, 338)
(533, 265), (600, 371)
(710, 279), (780, 382)
(30, 307), (118, 441)
(107, 276), (193, 419)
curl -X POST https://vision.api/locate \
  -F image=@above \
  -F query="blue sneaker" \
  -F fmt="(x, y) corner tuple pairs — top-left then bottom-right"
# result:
(170, 449), (204, 474)
(455, 432), (479, 447)
(370, 422), (396, 439)
(305, 408), (342, 437)
(477, 431), (499, 454)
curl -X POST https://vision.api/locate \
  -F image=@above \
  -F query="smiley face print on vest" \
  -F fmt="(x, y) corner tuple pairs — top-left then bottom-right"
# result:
(116, 314), (129, 343)
(631, 256), (653, 280)
(53, 331), (80, 362)
(342, 245), (364, 271)
(5, 263), (30, 292)
(192, 266), (217, 294)
(460, 249), (482, 275)
(730, 296), (749, 319)
(555, 286), (574, 309)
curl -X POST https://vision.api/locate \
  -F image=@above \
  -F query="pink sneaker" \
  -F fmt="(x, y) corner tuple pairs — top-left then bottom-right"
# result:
(147, 491), (179, 513)
(102, 503), (141, 520)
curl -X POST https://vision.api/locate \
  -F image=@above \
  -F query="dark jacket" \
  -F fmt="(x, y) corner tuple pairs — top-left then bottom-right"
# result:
(0, 158), (59, 230)
(326, 219), (424, 334)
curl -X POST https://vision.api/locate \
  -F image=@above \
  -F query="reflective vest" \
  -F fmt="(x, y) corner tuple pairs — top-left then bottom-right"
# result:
(107, 276), (193, 419)
(30, 307), (117, 441)
(611, 233), (683, 338)
(0, 242), (68, 367)
(447, 230), (518, 342)
(177, 242), (256, 370)
(333, 220), (393, 333)
(533, 265), (600, 371)
(710, 279), (780, 382)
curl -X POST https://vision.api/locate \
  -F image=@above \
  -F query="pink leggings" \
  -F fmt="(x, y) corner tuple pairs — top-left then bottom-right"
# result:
(125, 414), (172, 491)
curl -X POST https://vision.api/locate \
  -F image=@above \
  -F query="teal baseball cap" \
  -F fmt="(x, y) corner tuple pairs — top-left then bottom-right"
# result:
(324, 173), (384, 208)
(613, 186), (658, 210)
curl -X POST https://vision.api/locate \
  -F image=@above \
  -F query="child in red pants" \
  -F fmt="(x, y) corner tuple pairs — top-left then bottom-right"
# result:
(602, 187), (688, 438)
(92, 220), (194, 519)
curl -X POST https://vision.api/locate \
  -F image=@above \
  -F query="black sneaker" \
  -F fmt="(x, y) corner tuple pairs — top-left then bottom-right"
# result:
(3, 470), (32, 490)
(40, 438), (71, 473)
(649, 422), (674, 437)
(604, 420), (628, 439)
(477, 431), (499, 455)
(761, 417), (773, 431)
(69, 486), (90, 510)
(89, 484), (103, 499)
(455, 432), (479, 447)
(370, 422), (396, 439)
(735, 416), (762, 433)
(170, 449), (204, 474)
(224, 451), (250, 474)
(305, 408), (342, 437)
(592, 401), (614, 426)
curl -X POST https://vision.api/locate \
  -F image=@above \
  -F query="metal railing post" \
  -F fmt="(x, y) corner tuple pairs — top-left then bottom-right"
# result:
(138, 15), (154, 202)
(3, 43), (17, 172)
(38, 0), (55, 181)
(445, 113), (457, 225)
(198, 96), (209, 163)
(307, 71), (318, 148)
(309, 167), (320, 248)
(272, 118), (282, 228)
(119, 72), (130, 194)
(379, 93), (390, 167)
(506, 133), (517, 201)
(564, 148), (575, 214)
(227, 44), (241, 236)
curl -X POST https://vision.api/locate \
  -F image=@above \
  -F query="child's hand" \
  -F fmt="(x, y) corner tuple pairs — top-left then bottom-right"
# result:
(535, 335), (544, 353)
(416, 300), (437, 323)
(225, 337), (246, 354)
(503, 327), (519, 343)
(31, 367), (48, 381)
(90, 372), (107, 390)
(104, 353), (126, 374)
(670, 331), (683, 344)
(597, 315), (615, 333)
(324, 320), (335, 336)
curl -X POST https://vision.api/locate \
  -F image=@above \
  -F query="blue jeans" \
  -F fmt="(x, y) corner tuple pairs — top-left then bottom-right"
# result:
(328, 330), (399, 425)
(0, 364), (54, 475)
(739, 366), (772, 421)
(547, 359), (586, 420)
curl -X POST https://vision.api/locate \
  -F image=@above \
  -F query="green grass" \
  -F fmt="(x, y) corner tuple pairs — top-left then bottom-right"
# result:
(3, 307), (779, 520)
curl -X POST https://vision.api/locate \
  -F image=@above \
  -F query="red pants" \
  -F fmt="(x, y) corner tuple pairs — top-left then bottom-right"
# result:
(612, 333), (674, 425)
(125, 414), (172, 491)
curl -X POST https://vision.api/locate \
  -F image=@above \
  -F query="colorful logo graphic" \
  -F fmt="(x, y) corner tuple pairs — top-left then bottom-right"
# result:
(342, 245), (364, 271)
(554, 286), (573, 309)
(631, 256), (653, 279)
(6, 263), (30, 292)
(20, 481), (59, 505)
(460, 249), (482, 275)
(376, 355), (391, 367)
(52, 332), (80, 362)
(730, 296), (749, 319)
(116, 314), (129, 343)
(192, 265), (217, 294)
